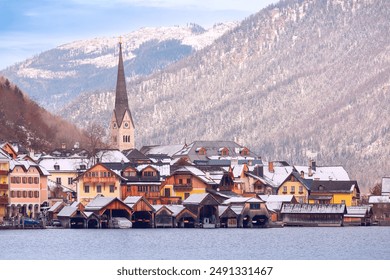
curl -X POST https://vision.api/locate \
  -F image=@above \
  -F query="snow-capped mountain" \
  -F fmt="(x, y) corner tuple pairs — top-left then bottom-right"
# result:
(60, 0), (390, 190)
(0, 22), (237, 110)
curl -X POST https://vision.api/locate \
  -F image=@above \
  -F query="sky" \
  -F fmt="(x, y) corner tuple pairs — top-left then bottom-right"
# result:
(0, 0), (278, 70)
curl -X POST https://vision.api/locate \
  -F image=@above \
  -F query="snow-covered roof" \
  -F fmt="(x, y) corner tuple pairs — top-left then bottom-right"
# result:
(141, 144), (184, 157)
(85, 196), (116, 210)
(223, 196), (263, 205)
(369, 196), (390, 204)
(48, 201), (64, 212)
(166, 205), (186, 217)
(183, 193), (209, 204)
(0, 149), (11, 161)
(39, 157), (88, 172)
(123, 196), (142, 205)
(94, 150), (129, 164)
(174, 166), (217, 185)
(382, 177), (390, 196)
(136, 163), (170, 177)
(260, 162), (294, 187)
(345, 206), (371, 217)
(230, 205), (244, 215)
(10, 159), (50, 176)
(294, 165), (350, 181)
(259, 195), (295, 202)
(57, 206), (78, 217)
(232, 164), (245, 178)
(281, 203), (346, 214)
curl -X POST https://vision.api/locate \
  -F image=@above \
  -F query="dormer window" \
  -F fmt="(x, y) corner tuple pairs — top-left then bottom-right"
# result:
(79, 164), (86, 170)
(196, 147), (206, 155)
(219, 147), (229, 156)
(240, 147), (249, 156)
(54, 164), (60, 171)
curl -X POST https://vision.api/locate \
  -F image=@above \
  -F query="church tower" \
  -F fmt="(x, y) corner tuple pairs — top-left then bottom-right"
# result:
(109, 40), (135, 151)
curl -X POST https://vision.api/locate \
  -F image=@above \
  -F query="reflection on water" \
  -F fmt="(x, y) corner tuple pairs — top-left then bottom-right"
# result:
(1, 227), (389, 260)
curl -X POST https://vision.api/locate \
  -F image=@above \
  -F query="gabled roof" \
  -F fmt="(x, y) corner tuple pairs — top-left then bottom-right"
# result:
(84, 196), (117, 211)
(123, 148), (151, 162)
(140, 144), (184, 157)
(48, 201), (65, 212)
(294, 165), (350, 181)
(345, 206), (372, 217)
(277, 171), (313, 190)
(9, 159), (50, 176)
(57, 206), (78, 217)
(123, 196), (154, 211)
(172, 166), (218, 185)
(94, 149), (130, 164)
(223, 196), (264, 205)
(311, 180), (359, 193)
(281, 203), (346, 214)
(183, 193), (219, 206)
(39, 157), (89, 172)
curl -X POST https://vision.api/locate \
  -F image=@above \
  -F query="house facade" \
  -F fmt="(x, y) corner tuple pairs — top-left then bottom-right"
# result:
(277, 172), (312, 203)
(7, 159), (49, 219)
(309, 180), (360, 206)
(0, 149), (11, 222)
(76, 163), (122, 205)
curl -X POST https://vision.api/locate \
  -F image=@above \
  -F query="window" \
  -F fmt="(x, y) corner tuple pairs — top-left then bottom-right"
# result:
(184, 193), (190, 199)
(109, 185), (115, 193)
(341, 200), (346, 204)
(186, 178), (191, 184)
(299, 197), (304, 203)
(84, 185), (90, 193)
(96, 185), (102, 193)
(68, 178), (73, 185)
(299, 186), (304, 193)
(17, 191), (21, 198)
(179, 179), (183, 185)
(283, 186), (287, 193)
(56, 178), (62, 185)
(123, 135), (131, 143)
(10, 191), (15, 198)
(28, 191), (33, 198)
(143, 171), (154, 177)
(54, 164), (60, 171)
(28, 177), (33, 184)
(250, 203), (261, 209)
(34, 191), (39, 198)
(34, 177), (39, 184)
(22, 177), (27, 184)
(291, 186), (295, 194)
(164, 188), (171, 197)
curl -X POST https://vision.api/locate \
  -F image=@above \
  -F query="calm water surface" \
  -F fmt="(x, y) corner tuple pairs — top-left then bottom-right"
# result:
(1, 227), (389, 260)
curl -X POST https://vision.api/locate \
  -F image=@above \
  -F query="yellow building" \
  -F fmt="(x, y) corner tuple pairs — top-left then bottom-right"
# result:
(277, 172), (312, 204)
(160, 166), (220, 204)
(0, 149), (11, 222)
(76, 163), (122, 206)
(309, 180), (360, 206)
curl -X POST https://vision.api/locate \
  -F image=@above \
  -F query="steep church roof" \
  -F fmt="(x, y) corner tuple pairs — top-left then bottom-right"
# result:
(114, 42), (134, 127)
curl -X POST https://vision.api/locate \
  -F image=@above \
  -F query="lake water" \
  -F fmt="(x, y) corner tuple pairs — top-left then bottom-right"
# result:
(1, 227), (389, 260)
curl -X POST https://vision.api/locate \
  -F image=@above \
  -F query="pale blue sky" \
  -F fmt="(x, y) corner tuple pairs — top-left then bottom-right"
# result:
(0, 0), (278, 70)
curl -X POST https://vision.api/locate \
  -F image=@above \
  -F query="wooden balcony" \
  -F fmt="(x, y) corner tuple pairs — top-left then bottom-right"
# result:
(83, 177), (117, 183)
(0, 184), (9, 190)
(173, 184), (193, 192)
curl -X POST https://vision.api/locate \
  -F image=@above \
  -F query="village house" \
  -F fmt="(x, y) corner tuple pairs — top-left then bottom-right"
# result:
(123, 196), (155, 228)
(294, 160), (350, 181)
(309, 180), (360, 206)
(39, 154), (88, 203)
(223, 196), (270, 228)
(277, 171), (313, 203)
(7, 158), (50, 219)
(280, 203), (346, 226)
(76, 163), (122, 205)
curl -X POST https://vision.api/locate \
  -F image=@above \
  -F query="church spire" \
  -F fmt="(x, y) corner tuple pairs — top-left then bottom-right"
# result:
(114, 40), (133, 127)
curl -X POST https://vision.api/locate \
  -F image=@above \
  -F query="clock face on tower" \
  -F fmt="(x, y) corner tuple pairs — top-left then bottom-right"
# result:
(113, 122), (117, 129)
(124, 122), (129, 128)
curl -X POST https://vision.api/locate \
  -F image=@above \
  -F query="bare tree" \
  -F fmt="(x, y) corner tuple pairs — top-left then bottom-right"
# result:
(369, 183), (382, 196)
(83, 121), (111, 165)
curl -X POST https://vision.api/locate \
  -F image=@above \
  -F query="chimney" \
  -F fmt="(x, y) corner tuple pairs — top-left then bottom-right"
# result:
(255, 164), (264, 177)
(300, 170), (305, 178)
(311, 160), (316, 171)
(268, 162), (274, 173)
(308, 166), (313, 177)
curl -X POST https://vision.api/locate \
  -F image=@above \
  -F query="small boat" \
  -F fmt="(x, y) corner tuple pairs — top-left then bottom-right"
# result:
(23, 218), (40, 227)
(112, 217), (132, 229)
(202, 217), (216, 229)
